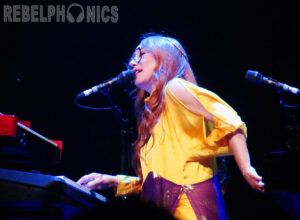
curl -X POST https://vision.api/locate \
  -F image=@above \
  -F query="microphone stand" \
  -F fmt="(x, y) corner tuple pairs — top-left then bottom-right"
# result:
(277, 90), (300, 151)
(100, 88), (133, 174)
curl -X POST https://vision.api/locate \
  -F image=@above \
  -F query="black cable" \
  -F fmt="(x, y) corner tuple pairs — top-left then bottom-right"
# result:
(74, 94), (112, 110)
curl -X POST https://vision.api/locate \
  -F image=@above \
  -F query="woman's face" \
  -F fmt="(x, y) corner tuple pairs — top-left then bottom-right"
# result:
(129, 47), (158, 93)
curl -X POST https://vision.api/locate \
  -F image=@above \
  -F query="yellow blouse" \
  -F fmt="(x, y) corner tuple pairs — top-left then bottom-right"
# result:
(116, 78), (247, 196)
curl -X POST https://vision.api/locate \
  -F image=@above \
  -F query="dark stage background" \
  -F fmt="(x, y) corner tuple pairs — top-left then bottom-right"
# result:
(1, 1), (299, 219)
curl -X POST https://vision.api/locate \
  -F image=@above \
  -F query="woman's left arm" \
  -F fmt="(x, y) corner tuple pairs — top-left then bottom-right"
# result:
(226, 129), (265, 192)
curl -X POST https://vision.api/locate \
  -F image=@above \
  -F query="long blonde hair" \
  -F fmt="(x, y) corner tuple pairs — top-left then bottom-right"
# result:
(132, 33), (197, 179)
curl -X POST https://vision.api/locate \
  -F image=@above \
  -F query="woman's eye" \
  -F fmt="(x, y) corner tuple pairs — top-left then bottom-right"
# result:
(140, 52), (145, 58)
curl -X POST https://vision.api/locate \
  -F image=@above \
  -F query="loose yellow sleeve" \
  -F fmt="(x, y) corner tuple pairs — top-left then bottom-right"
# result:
(115, 175), (142, 196)
(167, 78), (247, 159)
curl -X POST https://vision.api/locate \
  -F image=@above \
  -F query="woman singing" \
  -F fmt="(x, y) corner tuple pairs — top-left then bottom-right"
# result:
(77, 33), (265, 220)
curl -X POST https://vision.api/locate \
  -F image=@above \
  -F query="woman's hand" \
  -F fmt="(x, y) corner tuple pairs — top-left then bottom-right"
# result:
(77, 173), (118, 190)
(227, 129), (265, 192)
(242, 166), (265, 192)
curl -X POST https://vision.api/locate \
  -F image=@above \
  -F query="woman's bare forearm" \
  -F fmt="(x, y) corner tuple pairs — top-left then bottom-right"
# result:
(227, 129), (250, 173)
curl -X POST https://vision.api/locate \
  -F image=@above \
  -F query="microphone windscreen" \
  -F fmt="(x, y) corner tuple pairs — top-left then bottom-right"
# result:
(117, 69), (135, 84)
(245, 70), (263, 84)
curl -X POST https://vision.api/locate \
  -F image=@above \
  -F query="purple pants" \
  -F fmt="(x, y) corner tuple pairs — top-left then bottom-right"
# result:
(142, 172), (227, 220)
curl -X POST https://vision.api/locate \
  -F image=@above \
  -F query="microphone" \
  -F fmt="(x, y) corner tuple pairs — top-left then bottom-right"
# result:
(77, 69), (135, 98)
(245, 70), (300, 95)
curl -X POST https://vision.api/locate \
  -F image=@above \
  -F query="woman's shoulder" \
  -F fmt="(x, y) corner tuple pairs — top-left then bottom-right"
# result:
(166, 77), (190, 87)
(166, 77), (218, 99)
(165, 78), (232, 112)
(165, 77), (195, 93)
(165, 78), (215, 120)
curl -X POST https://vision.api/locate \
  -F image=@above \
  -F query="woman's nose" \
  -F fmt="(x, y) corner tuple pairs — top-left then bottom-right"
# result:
(129, 58), (137, 68)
